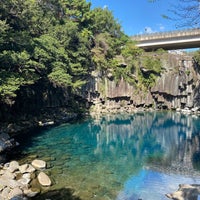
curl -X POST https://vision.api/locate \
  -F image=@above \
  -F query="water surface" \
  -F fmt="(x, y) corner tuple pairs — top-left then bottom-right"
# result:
(14, 112), (200, 200)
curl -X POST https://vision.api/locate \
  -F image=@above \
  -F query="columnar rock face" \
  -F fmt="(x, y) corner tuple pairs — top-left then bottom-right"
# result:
(86, 53), (200, 113)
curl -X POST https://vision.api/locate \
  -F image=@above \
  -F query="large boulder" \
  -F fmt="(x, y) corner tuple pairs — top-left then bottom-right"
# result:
(31, 159), (46, 169)
(37, 172), (51, 186)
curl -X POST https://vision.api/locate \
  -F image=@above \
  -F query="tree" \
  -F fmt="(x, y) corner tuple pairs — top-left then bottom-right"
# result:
(0, 0), (92, 103)
(149, 0), (200, 28)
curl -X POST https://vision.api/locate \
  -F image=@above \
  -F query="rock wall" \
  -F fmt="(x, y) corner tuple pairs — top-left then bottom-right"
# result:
(85, 53), (200, 114)
(0, 79), (79, 134)
(151, 56), (198, 110)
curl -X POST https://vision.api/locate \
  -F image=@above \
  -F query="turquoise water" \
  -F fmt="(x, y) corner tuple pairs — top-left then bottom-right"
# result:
(14, 112), (200, 200)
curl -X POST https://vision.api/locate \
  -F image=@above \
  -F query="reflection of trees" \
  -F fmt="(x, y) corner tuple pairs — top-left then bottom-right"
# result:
(89, 112), (200, 175)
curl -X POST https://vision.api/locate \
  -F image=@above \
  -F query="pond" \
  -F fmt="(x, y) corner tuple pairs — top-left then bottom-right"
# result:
(12, 111), (200, 200)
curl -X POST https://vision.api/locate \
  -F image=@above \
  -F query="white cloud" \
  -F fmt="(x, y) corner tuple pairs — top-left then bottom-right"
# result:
(144, 27), (154, 33)
(103, 5), (108, 9)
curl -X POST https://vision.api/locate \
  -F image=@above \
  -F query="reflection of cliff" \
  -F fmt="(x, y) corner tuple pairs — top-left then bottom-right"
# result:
(89, 112), (200, 175)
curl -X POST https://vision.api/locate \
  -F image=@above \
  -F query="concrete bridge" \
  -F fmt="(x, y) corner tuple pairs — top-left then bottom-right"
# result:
(131, 28), (200, 51)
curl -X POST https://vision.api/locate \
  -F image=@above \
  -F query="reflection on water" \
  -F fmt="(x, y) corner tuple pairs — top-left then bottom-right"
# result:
(14, 111), (200, 200)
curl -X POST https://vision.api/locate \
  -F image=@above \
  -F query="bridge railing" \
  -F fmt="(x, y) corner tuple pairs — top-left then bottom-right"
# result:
(131, 28), (200, 41)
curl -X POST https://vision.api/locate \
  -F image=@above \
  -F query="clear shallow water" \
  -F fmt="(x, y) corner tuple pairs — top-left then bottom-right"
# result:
(13, 111), (200, 200)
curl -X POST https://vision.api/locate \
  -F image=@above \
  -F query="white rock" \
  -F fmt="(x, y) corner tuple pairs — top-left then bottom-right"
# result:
(8, 187), (23, 199)
(0, 169), (5, 175)
(19, 164), (35, 173)
(1, 170), (16, 180)
(26, 164), (36, 173)
(1, 187), (11, 199)
(8, 161), (19, 173)
(18, 173), (31, 185)
(37, 172), (51, 186)
(18, 177), (31, 186)
(19, 164), (28, 174)
(31, 159), (46, 169)
(24, 188), (39, 197)
(0, 177), (22, 188)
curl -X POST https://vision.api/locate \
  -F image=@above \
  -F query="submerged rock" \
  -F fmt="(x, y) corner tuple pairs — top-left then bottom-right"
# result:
(31, 159), (46, 169)
(37, 172), (51, 186)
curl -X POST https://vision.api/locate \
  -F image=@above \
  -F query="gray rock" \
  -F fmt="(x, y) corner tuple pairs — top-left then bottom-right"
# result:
(31, 159), (46, 169)
(37, 172), (51, 186)
(0, 133), (18, 153)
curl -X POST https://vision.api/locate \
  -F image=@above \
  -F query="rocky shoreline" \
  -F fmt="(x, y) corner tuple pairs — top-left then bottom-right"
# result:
(0, 159), (51, 200)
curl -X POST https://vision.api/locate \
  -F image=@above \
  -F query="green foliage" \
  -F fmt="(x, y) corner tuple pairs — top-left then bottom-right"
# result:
(193, 50), (200, 65)
(0, 0), (93, 103)
(0, 71), (25, 103)
(141, 55), (162, 74)
(89, 8), (121, 36)
(0, 0), (163, 105)
(137, 53), (162, 89)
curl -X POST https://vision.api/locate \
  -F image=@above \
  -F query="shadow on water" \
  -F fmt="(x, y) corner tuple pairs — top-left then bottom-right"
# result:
(33, 188), (82, 200)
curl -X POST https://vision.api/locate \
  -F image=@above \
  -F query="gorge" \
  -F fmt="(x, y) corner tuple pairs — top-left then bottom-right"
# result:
(1, 51), (200, 135)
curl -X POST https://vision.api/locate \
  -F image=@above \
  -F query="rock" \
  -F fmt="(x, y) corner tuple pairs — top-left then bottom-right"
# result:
(18, 177), (31, 186)
(3, 162), (10, 170)
(166, 184), (200, 200)
(1, 170), (16, 180)
(0, 160), (52, 199)
(31, 159), (46, 169)
(19, 164), (28, 174)
(191, 107), (199, 112)
(26, 164), (36, 173)
(1, 187), (11, 199)
(0, 133), (18, 153)
(19, 164), (35, 173)
(8, 161), (19, 173)
(24, 188), (40, 197)
(37, 172), (51, 186)
(0, 169), (5, 175)
(0, 184), (5, 192)
(18, 173), (31, 186)
(0, 177), (22, 188)
(8, 187), (23, 199)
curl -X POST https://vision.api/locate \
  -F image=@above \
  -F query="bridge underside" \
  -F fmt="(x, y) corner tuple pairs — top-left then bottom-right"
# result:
(134, 37), (200, 51)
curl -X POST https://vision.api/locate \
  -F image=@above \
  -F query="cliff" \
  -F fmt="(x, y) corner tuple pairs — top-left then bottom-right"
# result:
(85, 52), (200, 114)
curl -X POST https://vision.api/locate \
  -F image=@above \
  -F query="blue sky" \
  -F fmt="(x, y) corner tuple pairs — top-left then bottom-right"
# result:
(87, 0), (180, 36)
